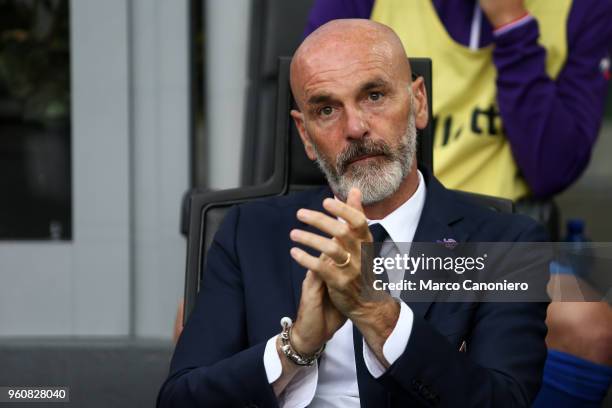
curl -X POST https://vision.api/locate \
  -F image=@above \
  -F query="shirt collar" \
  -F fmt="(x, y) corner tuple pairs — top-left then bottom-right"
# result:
(368, 170), (426, 243)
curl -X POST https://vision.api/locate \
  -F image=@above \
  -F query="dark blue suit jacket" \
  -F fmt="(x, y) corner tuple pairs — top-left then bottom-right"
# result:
(158, 170), (549, 407)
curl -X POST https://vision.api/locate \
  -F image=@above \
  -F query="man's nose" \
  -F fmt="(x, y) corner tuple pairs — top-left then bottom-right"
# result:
(344, 106), (369, 140)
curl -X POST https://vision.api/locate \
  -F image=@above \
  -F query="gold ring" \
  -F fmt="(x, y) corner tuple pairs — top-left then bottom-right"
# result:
(334, 252), (351, 268)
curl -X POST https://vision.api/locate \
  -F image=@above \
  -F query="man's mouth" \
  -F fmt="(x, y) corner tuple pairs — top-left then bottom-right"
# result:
(347, 153), (384, 165)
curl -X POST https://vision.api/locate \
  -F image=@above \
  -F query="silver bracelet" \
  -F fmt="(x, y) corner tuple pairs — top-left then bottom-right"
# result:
(279, 317), (325, 366)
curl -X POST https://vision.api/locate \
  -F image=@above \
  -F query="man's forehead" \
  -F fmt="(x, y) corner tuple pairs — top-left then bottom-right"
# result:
(290, 19), (411, 107)
(296, 48), (397, 98)
(302, 66), (392, 101)
(298, 37), (393, 75)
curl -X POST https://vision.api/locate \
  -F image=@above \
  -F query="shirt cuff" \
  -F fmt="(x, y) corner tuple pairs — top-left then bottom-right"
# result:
(362, 301), (414, 378)
(263, 335), (319, 408)
(494, 13), (534, 37)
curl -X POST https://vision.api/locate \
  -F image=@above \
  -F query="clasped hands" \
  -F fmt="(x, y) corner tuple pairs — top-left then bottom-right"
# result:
(287, 188), (399, 366)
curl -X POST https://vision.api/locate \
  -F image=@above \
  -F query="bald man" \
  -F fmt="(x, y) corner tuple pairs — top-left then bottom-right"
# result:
(158, 20), (548, 407)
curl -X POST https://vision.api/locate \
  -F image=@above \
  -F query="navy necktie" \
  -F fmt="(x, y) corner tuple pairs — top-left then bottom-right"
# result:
(369, 223), (388, 248)
(369, 223), (389, 286)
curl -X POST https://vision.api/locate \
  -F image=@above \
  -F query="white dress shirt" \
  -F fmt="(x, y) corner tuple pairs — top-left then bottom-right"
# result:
(264, 170), (427, 407)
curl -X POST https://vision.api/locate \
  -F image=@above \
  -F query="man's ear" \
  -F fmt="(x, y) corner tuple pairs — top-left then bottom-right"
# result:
(411, 77), (429, 130)
(290, 109), (317, 160)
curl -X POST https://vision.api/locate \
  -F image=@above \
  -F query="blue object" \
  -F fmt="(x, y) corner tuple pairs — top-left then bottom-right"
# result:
(551, 219), (592, 277)
(565, 219), (587, 242)
(533, 349), (612, 408)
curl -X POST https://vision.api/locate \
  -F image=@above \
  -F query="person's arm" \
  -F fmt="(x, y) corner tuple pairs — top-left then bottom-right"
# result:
(489, 0), (612, 197)
(157, 207), (278, 408)
(376, 220), (550, 406)
(304, 0), (375, 37)
(362, 301), (414, 377)
(264, 268), (346, 407)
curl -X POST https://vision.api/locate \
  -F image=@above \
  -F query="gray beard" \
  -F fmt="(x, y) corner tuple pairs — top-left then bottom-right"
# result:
(312, 108), (417, 205)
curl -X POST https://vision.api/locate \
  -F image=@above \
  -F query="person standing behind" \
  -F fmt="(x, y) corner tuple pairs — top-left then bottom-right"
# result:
(305, 1), (612, 407)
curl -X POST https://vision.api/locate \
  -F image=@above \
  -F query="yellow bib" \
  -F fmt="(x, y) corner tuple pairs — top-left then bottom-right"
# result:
(371, 0), (571, 200)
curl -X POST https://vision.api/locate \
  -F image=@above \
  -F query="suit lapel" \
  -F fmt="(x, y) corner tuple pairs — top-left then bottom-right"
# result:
(402, 168), (467, 319)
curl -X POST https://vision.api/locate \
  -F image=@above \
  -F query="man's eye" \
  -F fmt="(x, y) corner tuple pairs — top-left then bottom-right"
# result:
(369, 92), (383, 101)
(319, 106), (334, 116)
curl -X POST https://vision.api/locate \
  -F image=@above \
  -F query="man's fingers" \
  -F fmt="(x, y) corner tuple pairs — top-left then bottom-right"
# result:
(290, 247), (332, 281)
(290, 229), (349, 265)
(321, 197), (368, 236)
(300, 270), (326, 307)
(297, 209), (354, 241)
(302, 269), (322, 290)
(346, 188), (364, 214)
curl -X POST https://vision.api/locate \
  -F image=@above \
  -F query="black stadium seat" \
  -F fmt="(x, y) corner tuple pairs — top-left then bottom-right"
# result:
(242, 0), (315, 186)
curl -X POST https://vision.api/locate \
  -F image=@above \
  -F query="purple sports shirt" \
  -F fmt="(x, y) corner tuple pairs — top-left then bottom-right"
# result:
(304, 0), (612, 198)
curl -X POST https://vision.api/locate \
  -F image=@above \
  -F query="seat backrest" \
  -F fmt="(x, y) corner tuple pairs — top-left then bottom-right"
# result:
(242, 0), (315, 186)
(183, 57), (437, 323)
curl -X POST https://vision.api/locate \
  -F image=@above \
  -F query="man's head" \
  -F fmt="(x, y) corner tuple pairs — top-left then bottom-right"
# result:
(290, 19), (428, 205)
